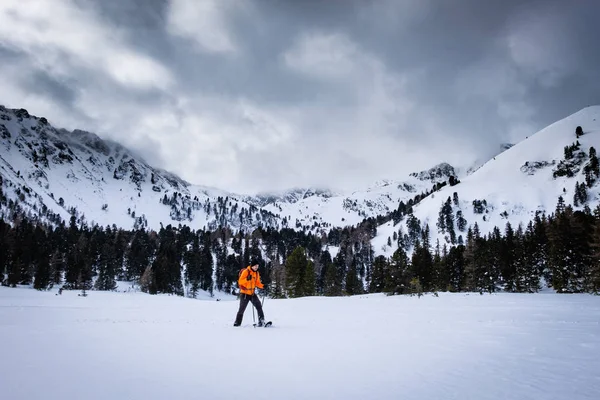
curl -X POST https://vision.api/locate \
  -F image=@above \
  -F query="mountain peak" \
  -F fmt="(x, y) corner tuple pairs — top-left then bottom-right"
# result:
(409, 162), (456, 183)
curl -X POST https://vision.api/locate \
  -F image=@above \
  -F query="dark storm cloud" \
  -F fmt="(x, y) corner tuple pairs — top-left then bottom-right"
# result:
(0, 0), (599, 194)
(24, 71), (78, 107)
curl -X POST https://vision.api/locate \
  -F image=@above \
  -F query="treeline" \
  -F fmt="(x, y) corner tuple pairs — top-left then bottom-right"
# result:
(370, 196), (600, 295)
(1, 195), (600, 297)
(0, 213), (377, 298)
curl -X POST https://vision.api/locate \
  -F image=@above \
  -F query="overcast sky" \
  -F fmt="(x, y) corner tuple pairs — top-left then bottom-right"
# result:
(1, 0), (599, 195)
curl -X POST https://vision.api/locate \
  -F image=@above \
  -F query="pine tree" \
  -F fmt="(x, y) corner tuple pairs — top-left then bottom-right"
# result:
(269, 263), (286, 299)
(151, 226), (183, 295)
(546, 204), (591, 292)
(499, 222), (517, 291)
(456, 210), (467, 232)
(589, 212), (600, 293)
(345, 259), (362, 295)
(95, 241), (118, 291)
(65, 232), (92, 290)
(49, 250), (64, 286)
(464, 227), (488, 293)
(285, 246), (308, 298)
(317, 250), (332, 294)
(437, 202), (447, 233)
(511, 224), (528, 292)
(13, 220), (34, 285)
(443, 197), (456, 244)
(369, 255), (388, 293)
(323, 260), (342, 296)
(385, 247), (410, 294)
(569, 209), (593, 292)
(214, 237), (228, 291)
(521, 221), (542, 292)
(421, 224), (431, 250)
(200, 233), (214, 293)
(184, 233), (202, 297)
(446, 245), (465, 292)
(303, 260), (316, 296)
(406, 214), (421, 248)
(0, 220), (12, 285)
(33, 242), (51, 290)
(333, 250), (347, 295)
(411, 241), (433, 292)
(431, 240), (447, 291)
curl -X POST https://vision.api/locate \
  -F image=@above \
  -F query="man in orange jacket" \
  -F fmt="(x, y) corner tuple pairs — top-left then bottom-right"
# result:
(234, 261), (266, 327)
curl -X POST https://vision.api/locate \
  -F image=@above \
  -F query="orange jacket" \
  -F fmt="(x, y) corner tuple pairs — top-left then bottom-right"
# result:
(238, 266), (264, 295)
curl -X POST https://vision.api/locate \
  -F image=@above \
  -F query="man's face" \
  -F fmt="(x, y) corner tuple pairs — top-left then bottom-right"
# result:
(251, 264), (259, 271)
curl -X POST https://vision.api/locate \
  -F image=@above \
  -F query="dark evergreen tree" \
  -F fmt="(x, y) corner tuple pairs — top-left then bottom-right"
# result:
(369, 255), (387, 293)
(317, 250), (333, 294)
(0, 220), (12, 285)
(520, 222), (542, 292)
(285, 246), (308, 298)
(456, 210), (467, 232)
(303, 260), (316, 296)
(200, 232), (214, 294)
(385, 247), (410, 294)
(589, 210), (600, 293)
(185, 232), (202, 297)
(432, 240), (448, 291)
(151, 226), (183, 295)
(95, 240), (118, 291)
(33, 227), (51, 290)
(446, 245), (465, 292)
(126, 229), (155, 282)
(411, 241), (433, 292)
(406, 214), (421, 247)
(499, 222), (517, 291)
(464, 226), (489, 293)
(345, 259), (362, 295)
(323, 259), (342, 297)
(437, 202), (447, 233)
(332, 250), (347, 295)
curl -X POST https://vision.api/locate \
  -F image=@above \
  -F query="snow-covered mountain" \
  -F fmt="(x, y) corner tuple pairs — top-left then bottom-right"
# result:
(373, 106), (600, 256)
(252, 163), (456, 231)
(5, 102), (595, 245)
(0, 105), (459, 233)
(0, 106), (282, 231)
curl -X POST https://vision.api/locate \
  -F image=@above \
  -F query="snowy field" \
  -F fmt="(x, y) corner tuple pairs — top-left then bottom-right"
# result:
(1, 287), (599, 400)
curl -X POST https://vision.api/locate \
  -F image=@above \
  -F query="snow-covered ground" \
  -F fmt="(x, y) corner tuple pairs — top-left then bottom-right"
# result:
(0, 287), (599, 400)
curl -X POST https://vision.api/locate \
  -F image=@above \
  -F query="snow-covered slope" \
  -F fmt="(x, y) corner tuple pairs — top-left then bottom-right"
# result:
(6, 102), (593, 243)
(2, 286), (599, 400)
(374, 106), (600, 256)
(255, 163), (455, 230)
(0, 106), (281, 231)
(0, 105), (460, 232)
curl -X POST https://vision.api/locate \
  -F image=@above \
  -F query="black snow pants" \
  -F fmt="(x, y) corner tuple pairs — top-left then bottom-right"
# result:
(235, 293), (264, 325)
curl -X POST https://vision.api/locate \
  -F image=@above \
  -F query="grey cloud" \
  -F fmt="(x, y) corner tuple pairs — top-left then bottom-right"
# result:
(1, 0), (599, 194)
(24, 70), (78, 107)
